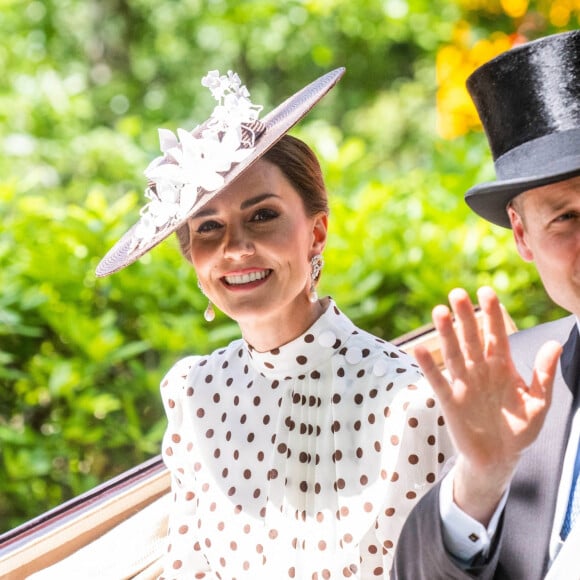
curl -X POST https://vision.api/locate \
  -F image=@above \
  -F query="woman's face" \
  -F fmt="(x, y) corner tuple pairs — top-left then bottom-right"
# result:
(188, 158), (327, 336)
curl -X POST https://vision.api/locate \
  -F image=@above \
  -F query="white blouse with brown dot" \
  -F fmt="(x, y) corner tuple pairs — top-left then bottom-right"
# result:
(158, 299), (452, 579)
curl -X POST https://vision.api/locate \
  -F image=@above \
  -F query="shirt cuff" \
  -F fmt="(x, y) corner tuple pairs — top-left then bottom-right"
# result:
(439, 466), (508, 563)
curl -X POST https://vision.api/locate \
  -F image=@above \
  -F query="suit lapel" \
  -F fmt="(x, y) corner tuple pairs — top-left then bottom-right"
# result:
(499, 319), (578, 578)
(561, 323), (580, 401)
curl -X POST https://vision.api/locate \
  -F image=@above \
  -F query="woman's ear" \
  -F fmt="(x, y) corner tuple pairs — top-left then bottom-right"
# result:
(508, 205), (534, 262)
(311, 213), (328, 255)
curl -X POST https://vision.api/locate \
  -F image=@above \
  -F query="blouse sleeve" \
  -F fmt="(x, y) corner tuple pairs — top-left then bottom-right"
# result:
(157, 356), (212, 580)
(376, 374), (455, 572)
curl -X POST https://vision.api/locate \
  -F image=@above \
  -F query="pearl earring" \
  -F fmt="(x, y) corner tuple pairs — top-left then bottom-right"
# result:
(308, 254), (324, 303)
(204, 301), (215, 322)
(198, 280), (215, 322)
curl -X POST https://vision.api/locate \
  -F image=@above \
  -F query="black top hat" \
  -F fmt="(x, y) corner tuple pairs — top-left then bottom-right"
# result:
(465, 30), (580, 228)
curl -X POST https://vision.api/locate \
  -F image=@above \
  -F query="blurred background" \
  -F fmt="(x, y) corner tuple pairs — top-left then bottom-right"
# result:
(0, 0), (576, 532)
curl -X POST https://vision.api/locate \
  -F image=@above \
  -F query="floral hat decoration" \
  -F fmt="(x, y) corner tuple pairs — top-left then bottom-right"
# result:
(96, 67), (345, 277)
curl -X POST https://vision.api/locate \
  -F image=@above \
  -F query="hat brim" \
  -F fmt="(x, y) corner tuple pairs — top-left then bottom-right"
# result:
(465, 163), (580, 228)
(96, 67), (346, 277)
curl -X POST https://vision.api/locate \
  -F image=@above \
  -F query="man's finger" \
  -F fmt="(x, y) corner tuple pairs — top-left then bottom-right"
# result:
(530, 340), (562, 406)
(477, 286), (511, 357)
(414, 344), (453, 403)
(448, 288), (484, 364)
(432, 303), (469, 380)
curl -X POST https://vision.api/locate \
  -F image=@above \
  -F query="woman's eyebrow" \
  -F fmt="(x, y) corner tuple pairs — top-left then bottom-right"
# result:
(240, 193), (278, 210)
(192, 207), (217, 219)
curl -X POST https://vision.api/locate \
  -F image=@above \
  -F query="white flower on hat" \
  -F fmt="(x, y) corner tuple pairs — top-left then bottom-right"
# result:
(130, 70), (263, 252)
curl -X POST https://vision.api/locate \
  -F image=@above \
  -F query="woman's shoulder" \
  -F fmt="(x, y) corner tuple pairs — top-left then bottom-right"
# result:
(345, 324), (421, 374)
(331, 303), (417, 363)
(160, 354), (201, 387)
(160, 339), (245, 388)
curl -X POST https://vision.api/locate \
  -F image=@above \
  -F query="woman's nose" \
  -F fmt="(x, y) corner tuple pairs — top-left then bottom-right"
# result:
(223, 225), (255, 259)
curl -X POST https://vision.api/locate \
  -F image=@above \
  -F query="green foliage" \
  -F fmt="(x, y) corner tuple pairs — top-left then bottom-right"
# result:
(0, 0), (569, 531)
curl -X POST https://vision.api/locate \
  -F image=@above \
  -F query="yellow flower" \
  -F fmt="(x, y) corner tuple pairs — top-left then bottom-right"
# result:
(436, 27), (513, 139)
(549, 0), (572, 26)
(500, 0), (529, 18)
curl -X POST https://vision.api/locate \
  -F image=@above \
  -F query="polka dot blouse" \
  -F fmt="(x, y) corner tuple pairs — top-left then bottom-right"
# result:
(158, 299), (452, 579)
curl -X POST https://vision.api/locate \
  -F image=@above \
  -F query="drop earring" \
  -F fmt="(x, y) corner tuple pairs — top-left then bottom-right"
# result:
(198, 280), (215, 322)
(308, 254), (324, 303)
(204, 301), (216, 322)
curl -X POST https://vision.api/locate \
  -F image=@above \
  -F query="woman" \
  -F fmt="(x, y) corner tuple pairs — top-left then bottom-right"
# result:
(97, 69), (452, 578)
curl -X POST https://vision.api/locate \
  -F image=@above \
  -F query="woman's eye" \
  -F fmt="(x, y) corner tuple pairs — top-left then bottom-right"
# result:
(251, 208), (279, 222)
(196, 220), (222, 233)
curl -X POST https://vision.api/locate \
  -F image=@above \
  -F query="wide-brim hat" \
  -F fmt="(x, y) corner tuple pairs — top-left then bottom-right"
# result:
(96, 67), (345, 277)
(464, 30), (580, 228)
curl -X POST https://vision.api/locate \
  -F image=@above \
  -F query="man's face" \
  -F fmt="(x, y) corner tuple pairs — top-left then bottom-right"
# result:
(508, 175), (580, 318)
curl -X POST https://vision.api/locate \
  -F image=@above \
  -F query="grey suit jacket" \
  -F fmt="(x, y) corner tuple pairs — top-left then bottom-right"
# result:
(391, 315), (580, 580)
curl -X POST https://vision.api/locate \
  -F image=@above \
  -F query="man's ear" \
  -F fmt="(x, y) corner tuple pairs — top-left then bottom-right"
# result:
(311, 213), (328, 255)
(508, 205), (534, 262)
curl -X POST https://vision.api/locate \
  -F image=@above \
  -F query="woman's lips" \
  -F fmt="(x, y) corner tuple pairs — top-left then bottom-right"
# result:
(222, 269), (272, 287)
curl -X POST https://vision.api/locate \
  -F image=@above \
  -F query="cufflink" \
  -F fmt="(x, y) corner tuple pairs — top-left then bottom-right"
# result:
(468, 533), (480, 543)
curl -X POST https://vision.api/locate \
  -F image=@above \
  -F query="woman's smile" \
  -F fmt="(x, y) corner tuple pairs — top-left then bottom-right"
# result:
(222, 268), (273, 288)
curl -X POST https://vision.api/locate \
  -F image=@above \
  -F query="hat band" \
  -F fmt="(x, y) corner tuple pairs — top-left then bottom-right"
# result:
(495, 127), (580, 180)
(240, 119), (266, 146)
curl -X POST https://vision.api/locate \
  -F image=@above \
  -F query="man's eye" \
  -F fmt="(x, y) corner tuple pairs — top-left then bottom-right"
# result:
(556, 211), (578, 222)
(252, 208), (279, 222)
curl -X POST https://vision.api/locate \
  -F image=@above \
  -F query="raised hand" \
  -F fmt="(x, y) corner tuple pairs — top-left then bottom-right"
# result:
(415, 286), (562, 525)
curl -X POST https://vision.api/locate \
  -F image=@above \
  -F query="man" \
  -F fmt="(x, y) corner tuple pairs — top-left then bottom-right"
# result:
(391, 30), (580, 579)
